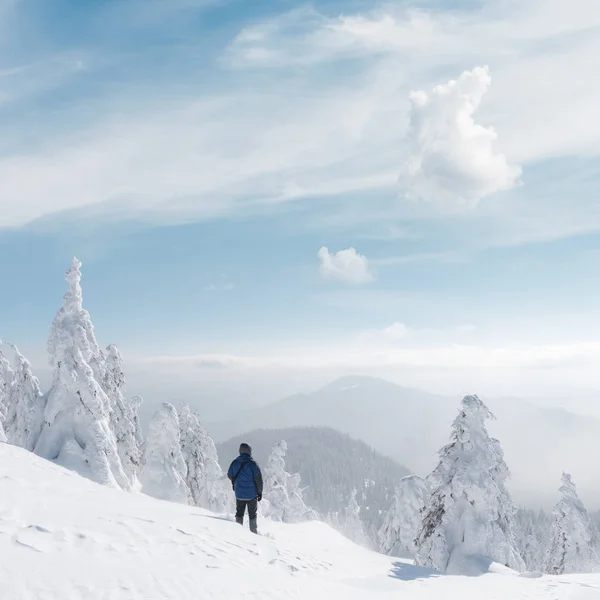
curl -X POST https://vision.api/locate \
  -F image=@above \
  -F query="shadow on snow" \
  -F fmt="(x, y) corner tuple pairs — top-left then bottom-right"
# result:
(389, 561), (440, 581)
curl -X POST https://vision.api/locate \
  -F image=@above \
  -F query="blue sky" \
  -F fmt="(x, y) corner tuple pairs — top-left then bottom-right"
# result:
(2, 0), (600, 406)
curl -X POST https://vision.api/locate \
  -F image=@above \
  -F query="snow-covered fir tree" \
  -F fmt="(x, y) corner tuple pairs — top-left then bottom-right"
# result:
(179, 403), (228, 512)
(0, 343), (14, 442)
(102, 344), (143, 488)
(378, 475), (429, 558)
(415, 394), (524, 574)
(262, 440), (290, 521)
(263, 440), (316, 523)
(544, 473), (599, 574)
(515, 508), (551, 572)
(140, 403), (189, 504)
(34, 258), (129, 489)
(329, 488), (371, 548)
(3, 344), (46, 451)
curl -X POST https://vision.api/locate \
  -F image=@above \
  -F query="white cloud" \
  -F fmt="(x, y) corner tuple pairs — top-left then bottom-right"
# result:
(317, 246), (374, 285)
(400, 66), (522, 208)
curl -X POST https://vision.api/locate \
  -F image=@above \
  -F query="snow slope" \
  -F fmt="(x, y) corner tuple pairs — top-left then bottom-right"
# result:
(0, 444), (599, 600)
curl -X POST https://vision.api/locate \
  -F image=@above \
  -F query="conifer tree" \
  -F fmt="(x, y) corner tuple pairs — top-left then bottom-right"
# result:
(3, 344), (45, 451)
(0, 344), (14, 442)
(544, 473), (599, 574)
(140, 403), (189, 504)
(34, 258), (128, 489)
(102, 344), (143, 488)
(179, 403), (228, 511)
(379, 475), (429, 558)
(263, 440), (315, 523)
(415, 394), (524, 574)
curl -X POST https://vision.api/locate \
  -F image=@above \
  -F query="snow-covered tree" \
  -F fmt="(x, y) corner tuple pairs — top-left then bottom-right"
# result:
(140, 403), (189, 504)
(0, 344), (14, 442)
(179, 403), (228, 512)
(415, 394), (524, 574)
(515, 509), (551, 572)
(102, 344), (143, 488)
(544, 473), (599, 574)
(379, 475), (429, 558)
(34, 258), (129, 489)
(263, 440), (316, 523)
(330, 488), (371, 547)
(3, 344), (46, 451)
(263, 440), (291, 521)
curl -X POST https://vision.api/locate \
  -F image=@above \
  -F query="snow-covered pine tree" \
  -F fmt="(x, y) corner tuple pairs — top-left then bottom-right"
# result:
(263, 440), (316, 523)
(179, 403), (228, 512)
(3, 344), (46, 451)
(263, 440), (291, 522)
(414, 394), (524, 574)
(336, 488), (371, 547)
(140, 403), (189, 504)
(544, 473), (599, 574)
(102, 344), (143, 488)
(0, 343), (14, 442)
(378, 475), (429, 558)
(34, 258), (129, 489)
(515, 508), (551, 572)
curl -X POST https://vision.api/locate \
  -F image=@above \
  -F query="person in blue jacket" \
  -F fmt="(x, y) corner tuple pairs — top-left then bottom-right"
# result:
(227, 443), (263, 534)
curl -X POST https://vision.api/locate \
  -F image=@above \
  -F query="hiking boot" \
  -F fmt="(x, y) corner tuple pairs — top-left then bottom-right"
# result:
(249, 519), (258, 534)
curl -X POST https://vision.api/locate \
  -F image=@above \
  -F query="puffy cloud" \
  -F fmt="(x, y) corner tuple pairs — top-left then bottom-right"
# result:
(400, 66), (522, 209)
(318, 246), (374, 285)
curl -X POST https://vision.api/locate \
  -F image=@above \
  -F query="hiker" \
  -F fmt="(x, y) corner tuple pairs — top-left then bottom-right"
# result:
(227, 443), (263, 534)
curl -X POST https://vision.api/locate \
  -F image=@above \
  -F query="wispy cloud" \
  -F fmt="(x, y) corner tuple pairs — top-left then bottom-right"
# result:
(0, 0), (599, 250)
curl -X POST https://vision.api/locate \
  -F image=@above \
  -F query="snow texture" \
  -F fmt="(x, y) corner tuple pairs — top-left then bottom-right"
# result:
(544, 473), (599, 574)
(379, 475), (429, 558)
(2, 344), (46, 451)
(179, 403), (229, 512)
(415, 394), (524, 574)
(140, 402), (189, 504)
(34, 258), (129, 489)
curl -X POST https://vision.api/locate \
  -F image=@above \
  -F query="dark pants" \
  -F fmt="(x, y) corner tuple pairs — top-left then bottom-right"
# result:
(236, 499), (258, 532)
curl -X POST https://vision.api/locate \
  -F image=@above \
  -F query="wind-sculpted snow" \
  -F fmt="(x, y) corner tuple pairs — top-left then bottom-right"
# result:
(1, 444), (599, 600)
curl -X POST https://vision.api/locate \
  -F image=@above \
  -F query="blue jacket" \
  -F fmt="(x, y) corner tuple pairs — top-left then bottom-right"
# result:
(227, 454), (263, 500)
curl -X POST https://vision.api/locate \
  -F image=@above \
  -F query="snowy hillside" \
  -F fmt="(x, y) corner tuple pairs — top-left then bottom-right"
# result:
(1, 443), (599, 600)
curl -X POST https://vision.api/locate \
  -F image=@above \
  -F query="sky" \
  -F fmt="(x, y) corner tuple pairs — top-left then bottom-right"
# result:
(2, 0), (600, 417)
